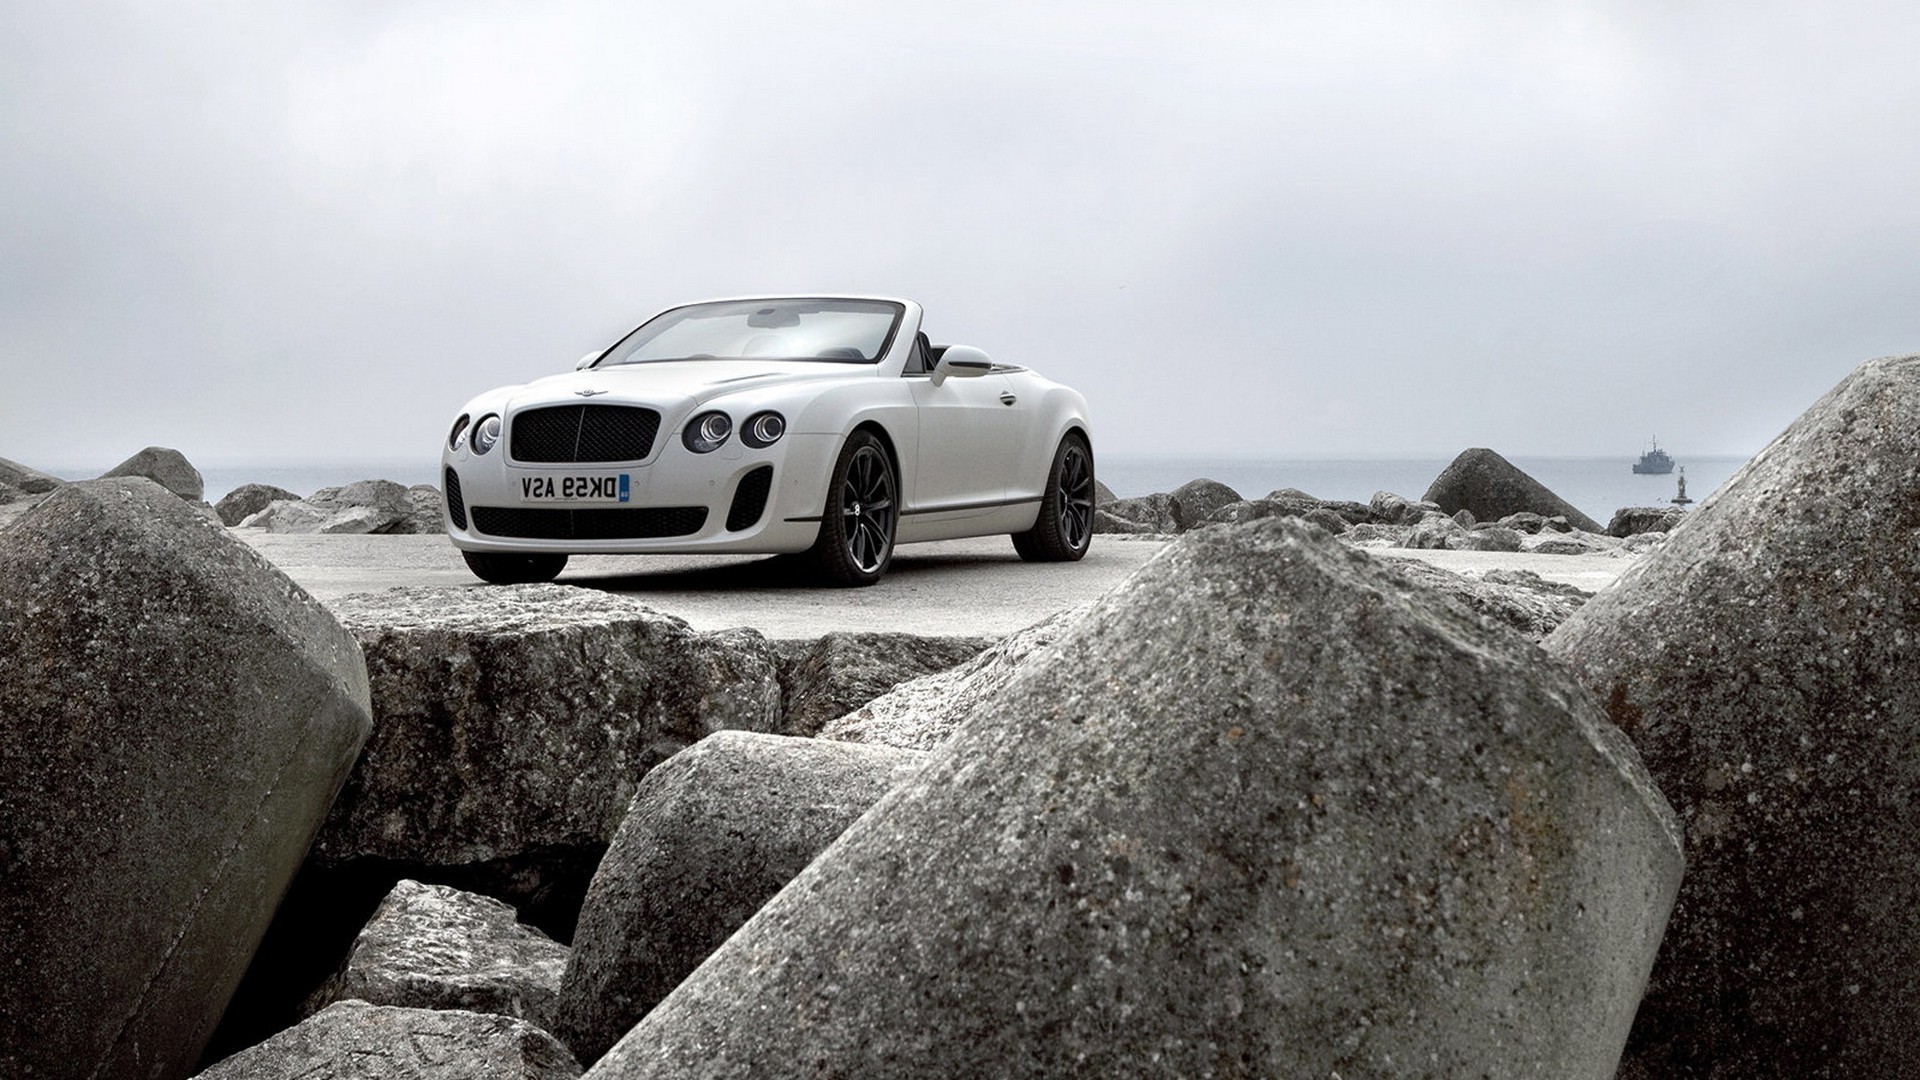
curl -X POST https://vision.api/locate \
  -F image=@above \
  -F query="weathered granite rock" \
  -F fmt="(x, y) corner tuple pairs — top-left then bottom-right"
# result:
(1605, 505), (1687, 538)
(1496, 511), (1572, 534)
(0, 478), (373, 1080)
(404, 483), (446, 534)
(100, 444), (205, 501)
(1403, 510), (1467, 549)
(193, 1000), (579, 1080)
(1093, 478), (1117, 504)
(304, 879), (569, 1029)
(312, 586), (784, 869)
(1457, 524), (1524, 552)
(1368, 489), (1442, 525)
(1203, 491), (1348, 531)
(0, 454), (64, 493)
(1385, 558), (1592, 641)
(776, 632), (990, 736)
(215, 482), (301, 526)
(819, 605), (1091, 750)
(1543, 353), (1920, 1077)
(1093, 491), (1175, 534)
(1522, 530), (1619, 556)
(240, 479), (426, 535)
(1339, 521), (1412, 547)
(557, 732), (926, 1064)
(0, 479), (18, 505)
(587, 520), (1682, 1079)
(1167, 477), (1242, 531)
(1422, 447), (1603, 533)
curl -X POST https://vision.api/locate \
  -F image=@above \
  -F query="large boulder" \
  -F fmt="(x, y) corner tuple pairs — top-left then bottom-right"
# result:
(1166, 477), (1242, 530)
(1368, 489), (1442, 525)
(1093, 491), (1175, 534)
(1605, 505), (1687, 538)
(819, 605), (1090, 751)
(0, 454), (64, 494)
(239, 479), (421, 534)
(304, 879), (569, 1029)
(586, 520), (1682, 1079)
(556, 732), (926, 1065)
(0, 479), (373, 1080)
(775, 632), (990, 736)
(1384, 557), (1591, 641)
(215, 482), (301, 527)
(403, 483), (446, 534)
(100, 445), (205, 501)
(193, 1000), (579, 1080)
(1543, 353), (1920, 1077)
(1422, 448), (1603, 533)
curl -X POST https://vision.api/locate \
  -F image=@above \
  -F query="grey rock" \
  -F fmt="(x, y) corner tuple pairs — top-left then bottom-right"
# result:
(0, 454), (64, 494)
(1093, 491), (1175, 534)
(1093, 478), (1117, 505)
(588, 520), (1682, 1079)
(0, 478), (372, 1080)
(1605, 505), (1687, 538)
(215, 483), (301, 527)
(403, 483), (446, 534)
(1522, 530), (1619, 556)
(0, 479), (18, 505)
(1451, 507), (1475, 527)
(819, 605), (1091, 750)
(1494, 511), (1572, 534)
(310, 586), (783, 870)
(1302, 506), (1352, 534)
(1339, 521), (1413, 547)
(1203, 492), (1337, 530)
(305, 879), (569, 1029)
(776, 632), (990, 736)
(100, 444), (205, 501)
(1422, 447), (1604, 533)
(1457, 524), (1524, 552)
(1543, 353), (1920, 1077)
(1403, 510), (1467, 549)
(1167, 477), (1242, 531)
(241, 479), (419, 534)
(1386, 558), (1591, 640)
(1368, 489), (1442, 525)
(557, 732), (926, 1065)
(193, 1000), (579, 1080)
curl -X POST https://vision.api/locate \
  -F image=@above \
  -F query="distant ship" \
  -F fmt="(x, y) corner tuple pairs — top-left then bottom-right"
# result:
(1633, 439), (1675, 475)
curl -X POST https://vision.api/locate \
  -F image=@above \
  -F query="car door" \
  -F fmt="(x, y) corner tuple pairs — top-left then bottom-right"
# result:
(908, 370), (1023, 514)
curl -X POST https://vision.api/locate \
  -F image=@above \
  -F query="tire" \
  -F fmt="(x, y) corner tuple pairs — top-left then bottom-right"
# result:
(1013, 433), (1095, 562)
(463, 550), (569, 584)
(810, 430), (897, 586)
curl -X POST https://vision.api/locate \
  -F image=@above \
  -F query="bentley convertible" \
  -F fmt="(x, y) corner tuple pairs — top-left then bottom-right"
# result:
(440, 296), (1095, 586)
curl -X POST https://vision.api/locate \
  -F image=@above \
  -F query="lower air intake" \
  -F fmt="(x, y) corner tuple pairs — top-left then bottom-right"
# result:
(443, 468), (467, 531)
(726, 465), (775, 531)
(470, 505), (707, 541)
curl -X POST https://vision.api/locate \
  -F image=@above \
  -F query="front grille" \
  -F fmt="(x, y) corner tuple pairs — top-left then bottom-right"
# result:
(510, 405), (660, 463)
(443, 467), (467, 530)
(470, 505), (707, 541)
(726, 465), (774, 531)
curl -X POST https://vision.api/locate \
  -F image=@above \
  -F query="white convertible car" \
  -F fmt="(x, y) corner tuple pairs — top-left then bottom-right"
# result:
(440, 296), (1095, 586)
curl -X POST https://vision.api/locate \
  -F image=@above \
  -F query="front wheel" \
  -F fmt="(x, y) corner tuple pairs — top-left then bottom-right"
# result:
(1013, 434), (1094, 562)
(810, 430), (897, 586)
(463, 550), (568, 585)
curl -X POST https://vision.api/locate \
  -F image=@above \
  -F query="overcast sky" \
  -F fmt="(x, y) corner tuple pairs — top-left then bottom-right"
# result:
(5, 1), (1919, 468)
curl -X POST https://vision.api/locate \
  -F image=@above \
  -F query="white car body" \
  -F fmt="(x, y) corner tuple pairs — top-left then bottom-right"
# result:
(440, 296), (1093, 580)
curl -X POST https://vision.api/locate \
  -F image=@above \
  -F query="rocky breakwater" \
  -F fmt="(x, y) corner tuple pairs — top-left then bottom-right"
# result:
(1545, 353), (1920, 1077)
(586, 518), (1684, 1078)
(0, 478), (373, 1080)
(235, 478), (444, 534)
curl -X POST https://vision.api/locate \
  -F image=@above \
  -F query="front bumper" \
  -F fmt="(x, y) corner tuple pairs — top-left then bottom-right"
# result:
(442, 432), (837, 555)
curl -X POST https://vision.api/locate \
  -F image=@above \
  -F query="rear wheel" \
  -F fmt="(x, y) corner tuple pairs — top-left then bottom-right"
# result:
(810, 430), (897, 586)
(1013, 433), (1094, 562)
(463, 551), (568, 585)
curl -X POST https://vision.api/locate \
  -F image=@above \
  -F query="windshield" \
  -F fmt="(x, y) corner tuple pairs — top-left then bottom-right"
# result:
(595, 299), (905, 366)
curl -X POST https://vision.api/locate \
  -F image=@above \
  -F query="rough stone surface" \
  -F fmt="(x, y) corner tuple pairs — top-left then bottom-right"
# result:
(1093, 491), (1175, 534)
(1093, 478), (1117, 504)
(1543, 353), (1920, 1077)
(1339, 521), (1413, 547)
(305, 879), (569, 1029)
(193, 1000), (579, 1079)
(557, 732), (926, 1065)
(0, 454), (64, 494)
(1457, 524), (1524, 552)
(1403, 511), (1468, 549)
(776, 631), (990, 736)
(312, 586), (785, 869)
(1368, 489), (1442, 525)
(100, 444), (205, 501)
(0, 478), (373, 1080)
(819, 605), (1092, 750)
(1523, 530), (1619, 556)
(1167, 477), (1242, 531)
(588, 520), (1683, 1079)
(216, 482), (301, 526)
(1386, 558), (1592, 641)
(240, 479), (430, 535)
(1496, 511), (1572, 534)
(1605, 505), (1687, 537)
(405, 483), (446, 533)
(1422, 447), (1603, 533)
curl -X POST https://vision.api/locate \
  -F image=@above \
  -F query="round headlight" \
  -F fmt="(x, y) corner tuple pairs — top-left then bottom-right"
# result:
(741, 411), (786, 448)
(472, 414), (502, 455)
(448, 414), (471, 452)
(683, 410), (732, 453)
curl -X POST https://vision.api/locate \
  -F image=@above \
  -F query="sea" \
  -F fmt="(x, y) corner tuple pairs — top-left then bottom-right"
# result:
(43, 452), (1753, 528)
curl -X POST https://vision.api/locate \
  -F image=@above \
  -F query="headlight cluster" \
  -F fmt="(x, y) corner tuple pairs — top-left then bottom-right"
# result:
(471, 414), (502, 455)
(683, 410), (785, 453)
(448, 414), (471, 451)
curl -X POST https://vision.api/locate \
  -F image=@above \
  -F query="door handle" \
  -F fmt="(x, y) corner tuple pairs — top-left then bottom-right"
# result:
(1000, 392), (1017, 406)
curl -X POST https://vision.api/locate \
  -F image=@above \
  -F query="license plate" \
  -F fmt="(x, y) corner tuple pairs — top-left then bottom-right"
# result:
(519, 473), (630, 503)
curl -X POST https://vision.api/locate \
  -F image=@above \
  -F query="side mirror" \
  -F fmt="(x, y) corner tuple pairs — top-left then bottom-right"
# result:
(931, 345), (993, 386)
(576, 352), (600, 371)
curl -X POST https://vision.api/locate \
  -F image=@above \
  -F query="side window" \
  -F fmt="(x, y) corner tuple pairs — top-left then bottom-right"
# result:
(906, 332), (932, 375)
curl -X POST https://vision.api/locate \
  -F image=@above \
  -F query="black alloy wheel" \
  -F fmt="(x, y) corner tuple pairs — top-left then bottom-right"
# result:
(463, 550), (569, 585)
(812, 430), (897, 586)
(1013, 433), (1095, 562)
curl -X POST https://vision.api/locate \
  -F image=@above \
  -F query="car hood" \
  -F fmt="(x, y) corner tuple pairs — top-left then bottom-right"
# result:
(511, 360), (868, 411)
